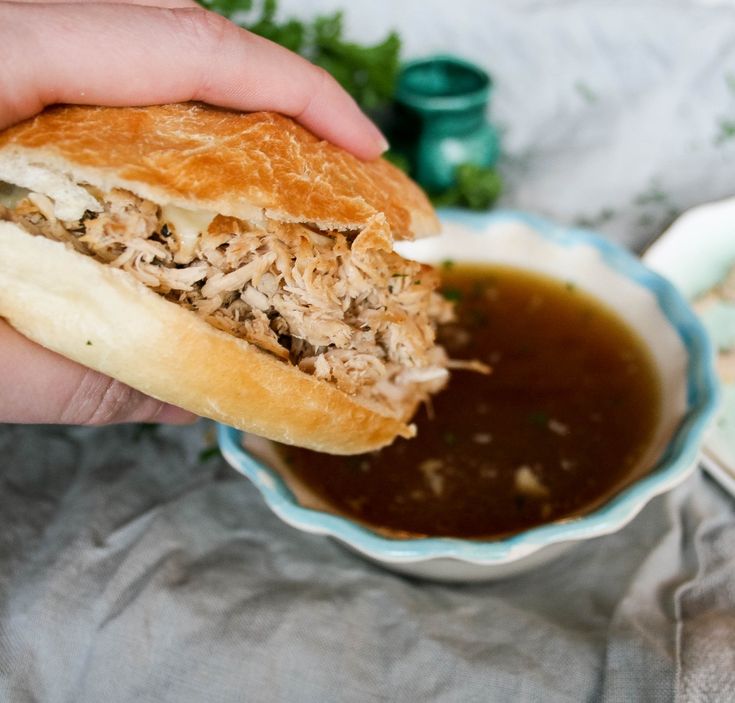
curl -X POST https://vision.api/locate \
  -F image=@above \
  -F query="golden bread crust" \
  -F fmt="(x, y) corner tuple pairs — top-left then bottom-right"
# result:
(0, 222), (415, 454)
(0, 103), (438, 239)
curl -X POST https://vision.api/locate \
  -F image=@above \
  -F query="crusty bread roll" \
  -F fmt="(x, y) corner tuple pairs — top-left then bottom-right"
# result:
(0, 103), (450, 454)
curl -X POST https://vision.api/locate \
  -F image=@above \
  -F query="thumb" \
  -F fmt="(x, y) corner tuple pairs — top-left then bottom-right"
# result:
(0, 319), (196, 425)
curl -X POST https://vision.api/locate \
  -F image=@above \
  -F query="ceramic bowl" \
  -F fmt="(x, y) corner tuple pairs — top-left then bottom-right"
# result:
(218, 210), (718, 581)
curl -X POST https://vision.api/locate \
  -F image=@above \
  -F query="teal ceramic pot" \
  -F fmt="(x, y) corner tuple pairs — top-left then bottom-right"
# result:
(393, 55), (499, 193)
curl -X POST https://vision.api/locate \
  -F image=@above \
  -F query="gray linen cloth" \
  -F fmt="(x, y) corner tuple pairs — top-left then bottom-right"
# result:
(3, 0), (735, 700)
(0, 424), (733, 702)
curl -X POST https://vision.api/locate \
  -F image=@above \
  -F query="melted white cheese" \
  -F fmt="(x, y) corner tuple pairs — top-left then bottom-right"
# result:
(160, 204), (216, 264)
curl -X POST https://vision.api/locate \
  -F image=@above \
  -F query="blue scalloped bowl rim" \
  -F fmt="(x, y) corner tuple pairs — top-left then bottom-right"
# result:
(217, 209), (720, 564)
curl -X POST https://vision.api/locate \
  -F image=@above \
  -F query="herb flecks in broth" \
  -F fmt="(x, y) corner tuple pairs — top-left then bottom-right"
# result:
(277, 265), (661, 539)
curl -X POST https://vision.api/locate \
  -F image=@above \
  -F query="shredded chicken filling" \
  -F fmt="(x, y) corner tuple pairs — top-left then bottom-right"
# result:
(0, 186), (454, 418)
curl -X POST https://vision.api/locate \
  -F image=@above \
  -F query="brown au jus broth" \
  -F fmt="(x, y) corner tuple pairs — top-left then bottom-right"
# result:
(276, 264), (661, 539)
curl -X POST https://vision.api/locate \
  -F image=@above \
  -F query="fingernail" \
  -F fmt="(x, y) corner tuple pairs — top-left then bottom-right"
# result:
(364, 118), (389, 154)
(374, 131), (390, 154)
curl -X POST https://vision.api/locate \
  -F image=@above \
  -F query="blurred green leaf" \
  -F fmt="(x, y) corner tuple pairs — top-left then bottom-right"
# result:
(309, 13), (400, 109)
(433, 163), (503, 211)
(197, 0), (400, 111)
(198, 0), (252, 17)
(716, 118), (735, 145)
(383, 150), (411, 173)
(249, 0), (305, 53)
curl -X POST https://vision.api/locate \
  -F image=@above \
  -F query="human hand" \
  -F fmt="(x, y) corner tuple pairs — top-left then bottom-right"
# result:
(0, 0), (388, 426)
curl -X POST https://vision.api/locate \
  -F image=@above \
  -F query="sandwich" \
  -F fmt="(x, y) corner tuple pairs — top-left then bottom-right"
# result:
(0, 103), (455, 454)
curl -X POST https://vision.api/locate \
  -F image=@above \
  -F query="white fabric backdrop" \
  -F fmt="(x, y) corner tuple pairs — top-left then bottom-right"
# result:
(280, 0), (735, 248)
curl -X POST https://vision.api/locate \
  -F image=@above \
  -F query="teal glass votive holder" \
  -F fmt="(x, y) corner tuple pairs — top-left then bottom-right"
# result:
(393, 55), (499, 193)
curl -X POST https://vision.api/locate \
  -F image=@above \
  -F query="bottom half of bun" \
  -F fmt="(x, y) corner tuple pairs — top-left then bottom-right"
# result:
(0, 222), (415, 454)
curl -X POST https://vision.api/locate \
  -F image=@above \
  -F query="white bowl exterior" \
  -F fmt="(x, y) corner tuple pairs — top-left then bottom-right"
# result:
(348, 542), (578, 582)
(644, 197), (735, 298)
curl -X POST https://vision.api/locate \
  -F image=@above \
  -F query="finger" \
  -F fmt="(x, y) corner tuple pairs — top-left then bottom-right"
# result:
(6, 0), (198, 7)
(0, 319), (197, 425)
(0, 3), (388, 159)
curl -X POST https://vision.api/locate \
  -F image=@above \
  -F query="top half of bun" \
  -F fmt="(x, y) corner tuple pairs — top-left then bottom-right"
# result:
(0, 103), (439, 239)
